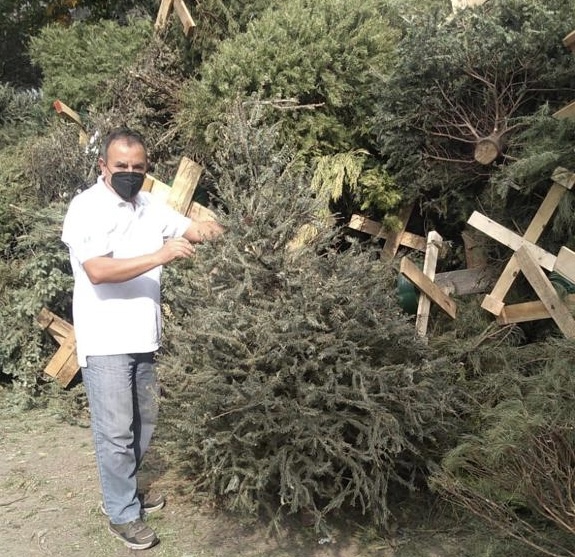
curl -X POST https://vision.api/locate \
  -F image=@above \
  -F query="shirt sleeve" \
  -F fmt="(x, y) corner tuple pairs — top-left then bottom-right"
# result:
(61, 196), (114, 263)
(146, 193), (192, 238)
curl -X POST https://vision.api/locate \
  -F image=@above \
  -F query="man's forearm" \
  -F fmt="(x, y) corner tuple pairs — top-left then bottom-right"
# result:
(83, 253), (162, 285)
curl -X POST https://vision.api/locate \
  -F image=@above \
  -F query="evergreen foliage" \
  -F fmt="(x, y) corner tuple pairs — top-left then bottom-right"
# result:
(28, 18), (153, 111)
(431, 337), (575, 556)
(372, 0), (575, 225)
(176, 0), (401, 213)
(157, 103), (462, 530)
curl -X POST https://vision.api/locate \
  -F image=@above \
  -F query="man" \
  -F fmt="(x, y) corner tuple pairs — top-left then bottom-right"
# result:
(61, 127), (223, 550)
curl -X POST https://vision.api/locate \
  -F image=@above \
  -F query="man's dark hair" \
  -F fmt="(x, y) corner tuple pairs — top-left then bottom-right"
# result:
(100, 127), (148, 162)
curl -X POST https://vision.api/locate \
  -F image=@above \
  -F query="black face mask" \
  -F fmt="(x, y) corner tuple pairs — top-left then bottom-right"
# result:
(110, 172), (145, 201)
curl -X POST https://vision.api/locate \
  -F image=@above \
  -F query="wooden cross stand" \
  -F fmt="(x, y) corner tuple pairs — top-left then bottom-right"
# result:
(155, 0), (196, 37)
(399, 231), (458, 337)
(467, 166), (575, 337)
(39, 157), (215, 387)
(348, 213), (493, 298)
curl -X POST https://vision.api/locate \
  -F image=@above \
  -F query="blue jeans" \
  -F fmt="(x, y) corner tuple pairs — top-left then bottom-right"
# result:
(82, 352), (159, 524)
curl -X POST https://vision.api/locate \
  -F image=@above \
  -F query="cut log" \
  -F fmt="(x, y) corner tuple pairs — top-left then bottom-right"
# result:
(474, 134), (501, 165)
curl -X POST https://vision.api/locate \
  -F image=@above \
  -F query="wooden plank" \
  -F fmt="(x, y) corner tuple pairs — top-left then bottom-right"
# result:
(142, 174), (155, 193)
(167, 157), (202, 214)
(155, 0), (174, 31)
(477, 167), (575, 314)
(149, 176), (171, 204)
(434, 268), (493, 296)
(53, 99), (88, 146)
(497, 294), (575, 325)
(554, 246), (575, 283)
(347, 214), (426, 252)
(43, 330), (79, 387)
(461, 227), (487, 269)
(381, 204), (414, 259)
(187, 201), (217, 222)
(416, 231), (443, 337)
(563, 29), (575, 52)
(553, 100), (575, 120)
(173, 0), (196, 37)
(514, 245), (575, 338)
(53, 99), (83, 128)
(37, 307), (73, 345)
(468, 211), (556, 271)
(399, 257), (457, 319)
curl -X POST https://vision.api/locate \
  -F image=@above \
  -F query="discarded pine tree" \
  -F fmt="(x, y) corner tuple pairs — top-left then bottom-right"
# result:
(157, 102), (462, 531)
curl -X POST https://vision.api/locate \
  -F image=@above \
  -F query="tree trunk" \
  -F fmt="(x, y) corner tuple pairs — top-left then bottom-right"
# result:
(474, 134), (502, 165)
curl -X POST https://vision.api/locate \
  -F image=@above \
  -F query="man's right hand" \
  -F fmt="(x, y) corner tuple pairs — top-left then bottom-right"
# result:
(156, 237), (196, 265)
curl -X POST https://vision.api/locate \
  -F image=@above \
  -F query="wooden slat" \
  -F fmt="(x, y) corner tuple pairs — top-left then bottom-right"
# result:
(514, 246), (575, 338)
(497, 294), (575, 325)
(415, 231), (443, 337)
(43, 330), (79, 387)
(554, 246), (575, 283)
(149, 176), (171, 204)
(186, 201), (217, 222)
(347, 214), (426, 252)
(173, 0), (196, 37)
(155, 0), (174, 31)
(468, 211), (556, 271)
(167, 157), (202, 214)
(461, 227), (487, 269)
(142, 174), (155, 193)
(53, 99), (83, 128)
(563, 30), (575, 52)
(553, 100), (575, 120)
(381, 204), (415, 259)
(37, 307), (73, 345)
(53, 99), (88, 146)
(399, 257), (457, 319)
(477, 167), (575, 314)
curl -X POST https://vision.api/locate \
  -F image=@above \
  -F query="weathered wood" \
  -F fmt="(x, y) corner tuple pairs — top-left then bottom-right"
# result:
(37, 308), (79, 386)
(173, 0), (196, 37)
(399, 257), (457, 319)
(472, 167), (575, 315)
(53, 99), (88, 146)
(514, 245), (575, 338)
(381, 204), (416, 259)
(563, 29), (575, 52)
(468, 211), (556, 271)
(461, 227), (488, 269)
(434, 268), (494, 296)
(187, 201), (217, 222)
(416, 231), (443, 337)
(554, 246), (575, 283)
(347, 214), (426, 252)
(474, 135), (501, 165)
(167, 157), (202, 214)
(146, 175), (171, 203)
(154, 0), (174, 31)
(37, 307), (73, 345)
(43, 331), (79, 387)
(553, 100), (575, 121)
(497, 294), (575, 325)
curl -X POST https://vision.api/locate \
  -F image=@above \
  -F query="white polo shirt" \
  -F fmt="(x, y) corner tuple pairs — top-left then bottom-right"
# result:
(61, 177), (191, 367)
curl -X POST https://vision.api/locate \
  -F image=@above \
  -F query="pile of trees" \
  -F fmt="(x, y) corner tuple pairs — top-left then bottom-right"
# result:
(2, 0), (575, 552)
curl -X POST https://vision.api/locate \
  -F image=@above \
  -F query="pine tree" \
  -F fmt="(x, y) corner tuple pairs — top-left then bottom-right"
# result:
(157, 102), (462, 531)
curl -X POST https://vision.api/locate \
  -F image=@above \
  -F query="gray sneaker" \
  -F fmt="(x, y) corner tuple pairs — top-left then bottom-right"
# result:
(108, 518), (159, 550)
(100, 493), (166, 517)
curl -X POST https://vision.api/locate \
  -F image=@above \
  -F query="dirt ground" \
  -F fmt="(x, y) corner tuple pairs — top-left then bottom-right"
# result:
(0, 386), (508, 557)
